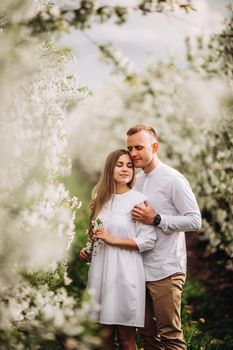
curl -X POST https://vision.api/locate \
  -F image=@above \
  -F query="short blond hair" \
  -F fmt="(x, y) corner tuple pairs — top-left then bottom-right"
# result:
(127, 124), (157, 138)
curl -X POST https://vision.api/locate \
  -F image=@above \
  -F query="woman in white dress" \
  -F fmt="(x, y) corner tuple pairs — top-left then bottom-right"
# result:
(80, 149), (157, 350)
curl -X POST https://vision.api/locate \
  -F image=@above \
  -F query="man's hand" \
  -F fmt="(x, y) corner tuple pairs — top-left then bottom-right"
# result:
(80, 248), (90, 261)
(95, 228), (116, 245)
(132, 200), (156, 225)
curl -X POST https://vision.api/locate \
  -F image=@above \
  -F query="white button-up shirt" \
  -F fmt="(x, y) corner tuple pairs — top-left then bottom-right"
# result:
(134, 161), (202, 281)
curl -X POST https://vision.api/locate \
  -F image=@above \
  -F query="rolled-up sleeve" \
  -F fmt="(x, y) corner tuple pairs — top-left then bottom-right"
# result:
(133, 222), (157, 253)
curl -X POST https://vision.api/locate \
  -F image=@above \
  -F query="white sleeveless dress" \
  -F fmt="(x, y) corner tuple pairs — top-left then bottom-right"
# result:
(87, 189), (157, 327)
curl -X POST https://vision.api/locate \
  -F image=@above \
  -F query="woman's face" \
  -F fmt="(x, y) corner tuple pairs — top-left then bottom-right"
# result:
(113, 153), (134, 186)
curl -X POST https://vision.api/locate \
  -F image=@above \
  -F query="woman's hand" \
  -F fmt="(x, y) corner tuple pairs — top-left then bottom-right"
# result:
(95, 228), (116, 245)
(79, 248), (90, 261)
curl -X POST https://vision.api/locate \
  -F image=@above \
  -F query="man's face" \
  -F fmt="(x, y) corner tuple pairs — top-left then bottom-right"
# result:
(127, 130), (157, 169)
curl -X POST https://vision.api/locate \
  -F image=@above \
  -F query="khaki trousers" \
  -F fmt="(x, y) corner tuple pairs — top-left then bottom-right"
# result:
(139, 273), (187, 350)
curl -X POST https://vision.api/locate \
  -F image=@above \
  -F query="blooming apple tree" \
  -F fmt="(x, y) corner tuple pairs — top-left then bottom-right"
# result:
(68, 5), (233, 265)
(191, 5), (233, 265)
(0, 0), (99, 349)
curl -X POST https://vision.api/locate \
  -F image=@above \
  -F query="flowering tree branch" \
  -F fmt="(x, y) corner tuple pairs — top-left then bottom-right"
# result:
(2, 0), (195, 33)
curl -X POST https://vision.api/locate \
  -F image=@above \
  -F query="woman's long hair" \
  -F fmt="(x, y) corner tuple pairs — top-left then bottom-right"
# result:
(89, 149), (135, 228)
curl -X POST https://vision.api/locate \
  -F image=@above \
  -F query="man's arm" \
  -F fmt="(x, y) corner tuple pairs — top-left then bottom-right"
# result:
(159, 212), (201, 234)
(132, 177), (202, 234)
(159, 175), (202, 234)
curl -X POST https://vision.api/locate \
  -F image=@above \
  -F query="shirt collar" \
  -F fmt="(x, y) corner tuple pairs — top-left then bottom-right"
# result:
(144, 160), (162, 177)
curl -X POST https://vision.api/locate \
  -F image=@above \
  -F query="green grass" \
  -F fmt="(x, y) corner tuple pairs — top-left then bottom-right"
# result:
(182, 278), (233, 350)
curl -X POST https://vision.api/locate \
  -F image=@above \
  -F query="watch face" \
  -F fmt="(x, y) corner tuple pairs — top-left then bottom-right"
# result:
(154, 214), (161, 225)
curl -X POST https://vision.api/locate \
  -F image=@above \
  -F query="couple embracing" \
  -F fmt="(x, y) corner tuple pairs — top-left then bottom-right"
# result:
(80, 124), (202, 350)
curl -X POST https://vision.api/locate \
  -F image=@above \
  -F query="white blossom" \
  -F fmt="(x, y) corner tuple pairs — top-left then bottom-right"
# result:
(0, 0), (96, 348)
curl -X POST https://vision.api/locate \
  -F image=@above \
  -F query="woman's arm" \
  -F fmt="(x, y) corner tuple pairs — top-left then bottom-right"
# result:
(95, 228), (139, 250)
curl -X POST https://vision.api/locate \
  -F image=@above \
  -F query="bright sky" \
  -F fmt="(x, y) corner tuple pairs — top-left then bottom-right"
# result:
(58, 0), (230, 91)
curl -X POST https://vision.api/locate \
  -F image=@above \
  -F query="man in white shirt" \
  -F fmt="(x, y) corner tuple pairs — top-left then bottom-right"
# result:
(127, 124), (202, 350)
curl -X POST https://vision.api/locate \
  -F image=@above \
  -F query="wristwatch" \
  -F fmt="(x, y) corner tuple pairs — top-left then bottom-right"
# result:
(153, 214), (161, 226)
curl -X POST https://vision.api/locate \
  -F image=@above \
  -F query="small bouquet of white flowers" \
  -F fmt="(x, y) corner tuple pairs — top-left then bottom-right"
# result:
(84, 217), (104, 263)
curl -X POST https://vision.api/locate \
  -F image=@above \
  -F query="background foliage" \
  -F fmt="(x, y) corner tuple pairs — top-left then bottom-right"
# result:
(68, 4), (233, 263)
